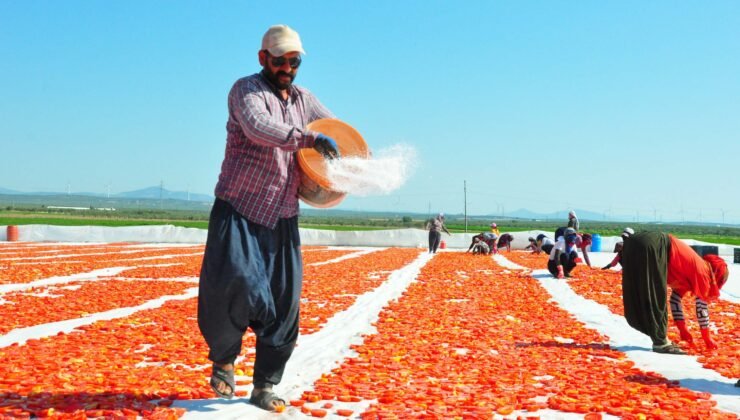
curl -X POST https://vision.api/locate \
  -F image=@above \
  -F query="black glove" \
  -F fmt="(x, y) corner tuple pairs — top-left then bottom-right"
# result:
(314, 134), (340, 159)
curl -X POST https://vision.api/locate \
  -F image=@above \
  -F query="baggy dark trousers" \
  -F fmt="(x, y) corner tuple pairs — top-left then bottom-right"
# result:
(547, 251), (577, 277)
(198, 198), (302, 387)
(621, 231), (670, 346)
(428, 231), (441, 253)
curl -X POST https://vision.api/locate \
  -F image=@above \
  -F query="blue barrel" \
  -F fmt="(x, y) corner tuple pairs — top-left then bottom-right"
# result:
(590, 234), (602, 252)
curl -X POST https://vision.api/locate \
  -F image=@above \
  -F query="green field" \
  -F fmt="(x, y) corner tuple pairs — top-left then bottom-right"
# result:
(2, 210), (740, 246)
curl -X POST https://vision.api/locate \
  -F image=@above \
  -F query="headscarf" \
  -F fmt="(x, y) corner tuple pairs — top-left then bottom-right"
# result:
(621, 227), (634, 239)
(703, 254), (729, 289)
(581, 233), (593, 245)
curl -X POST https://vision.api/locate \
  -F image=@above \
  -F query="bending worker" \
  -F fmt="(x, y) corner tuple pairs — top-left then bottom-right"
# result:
(468, 237), (490, 255)
(497, 233), (514, 252)
(621, 231), (729, 354)
(602, 227), (634, 270)
(467, 232), (496, 255)
(535, 233), (555, 255)
(569, 233), (593, 268)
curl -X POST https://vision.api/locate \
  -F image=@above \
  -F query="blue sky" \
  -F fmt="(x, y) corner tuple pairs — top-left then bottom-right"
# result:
(1, 1), (739, 223)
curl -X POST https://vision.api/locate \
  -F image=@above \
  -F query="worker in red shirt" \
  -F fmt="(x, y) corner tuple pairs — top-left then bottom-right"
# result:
(575, 233), (593, 267)
(621, 231), (729, 354)
(602, 242), (624, 270)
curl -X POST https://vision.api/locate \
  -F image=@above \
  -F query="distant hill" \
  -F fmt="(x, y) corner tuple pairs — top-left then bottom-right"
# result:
(1, 186), (737, 227)
(0, 186), (214, 203)
(114, 186), (213, 202)
(503, 208), (612, 222)
(0, 185), (214, 212)
(301, 208), (614, 223)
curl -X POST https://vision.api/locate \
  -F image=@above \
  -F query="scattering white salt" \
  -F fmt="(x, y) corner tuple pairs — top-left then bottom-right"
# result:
(325, 144), (418, 196)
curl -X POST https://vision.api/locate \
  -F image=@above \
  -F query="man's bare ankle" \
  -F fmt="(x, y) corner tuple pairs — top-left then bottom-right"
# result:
(252, 385), (273, 396)
(215, 362), (234, 370)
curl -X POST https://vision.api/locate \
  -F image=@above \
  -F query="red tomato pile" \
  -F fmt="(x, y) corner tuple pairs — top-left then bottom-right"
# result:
(0, 280), (194, 334)
(0, 244), (421, 418)
(0, 244), (203, 285)
(301, 249), (359, 265)
(0, 243), (736, 419)
(117, 255), (203, 279)
(300, 248), (423, 333)
(302, 253), (734, 418)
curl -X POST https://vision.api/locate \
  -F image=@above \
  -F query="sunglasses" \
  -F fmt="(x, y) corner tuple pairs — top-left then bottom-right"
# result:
(265, 52), (302, 69)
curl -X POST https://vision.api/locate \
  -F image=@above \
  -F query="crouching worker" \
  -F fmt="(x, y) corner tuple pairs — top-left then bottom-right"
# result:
(547, 228), (579, 279)
(621, 231), (729, 354)
(467, 233), (495, 254)
(537, 233), (555, 254)
(468, 237), (490, 255)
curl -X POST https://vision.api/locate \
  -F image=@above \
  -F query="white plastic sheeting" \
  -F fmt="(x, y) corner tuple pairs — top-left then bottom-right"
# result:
(1, 224), (207, 243)
(0, 224), (737, 256)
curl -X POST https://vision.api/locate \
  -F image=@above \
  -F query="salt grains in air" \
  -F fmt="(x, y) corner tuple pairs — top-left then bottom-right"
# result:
(325, 144), (418, 196)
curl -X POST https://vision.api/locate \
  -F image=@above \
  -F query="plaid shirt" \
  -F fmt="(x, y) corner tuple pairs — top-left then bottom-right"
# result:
(214, 72), (334, 228)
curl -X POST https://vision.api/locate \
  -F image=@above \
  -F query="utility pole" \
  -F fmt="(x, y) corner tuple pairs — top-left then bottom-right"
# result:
(464, 180), (468, 233)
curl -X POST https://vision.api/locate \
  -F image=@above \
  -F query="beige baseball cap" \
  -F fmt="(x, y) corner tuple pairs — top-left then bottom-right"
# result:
(261, 24), (305, 56)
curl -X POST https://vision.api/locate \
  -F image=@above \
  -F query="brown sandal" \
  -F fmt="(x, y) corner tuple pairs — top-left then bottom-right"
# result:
(652, 343), (686, 355)
(209, 364), (235, 399)
(249, 390), (286, 411)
